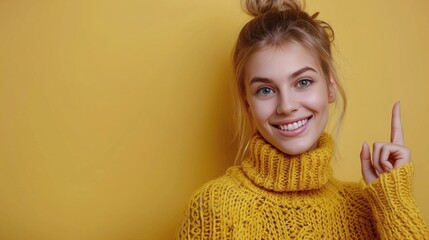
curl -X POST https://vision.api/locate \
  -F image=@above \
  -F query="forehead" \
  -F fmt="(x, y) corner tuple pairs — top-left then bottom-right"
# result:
(245, 42), (321, 79)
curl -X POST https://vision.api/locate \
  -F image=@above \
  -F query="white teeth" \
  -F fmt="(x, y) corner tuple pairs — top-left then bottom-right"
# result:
(278, 118), (308, 131)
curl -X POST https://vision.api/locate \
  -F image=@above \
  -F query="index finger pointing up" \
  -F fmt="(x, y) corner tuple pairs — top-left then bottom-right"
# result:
(391, 101), (404, 145)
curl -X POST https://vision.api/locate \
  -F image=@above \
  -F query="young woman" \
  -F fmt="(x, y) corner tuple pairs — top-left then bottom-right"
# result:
(177, 0), (428, 239)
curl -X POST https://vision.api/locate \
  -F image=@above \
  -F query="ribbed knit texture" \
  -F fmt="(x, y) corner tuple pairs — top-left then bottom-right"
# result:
(177, 133), (428, 239)
(242, 132), (333, 192)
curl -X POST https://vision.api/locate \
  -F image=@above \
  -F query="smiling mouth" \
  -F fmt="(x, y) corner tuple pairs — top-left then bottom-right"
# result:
(274, 116), (312, 131)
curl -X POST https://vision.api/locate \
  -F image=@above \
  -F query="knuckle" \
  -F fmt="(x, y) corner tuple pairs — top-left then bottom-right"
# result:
(398, 145), (410, 153)
(405, 147), (411, 155)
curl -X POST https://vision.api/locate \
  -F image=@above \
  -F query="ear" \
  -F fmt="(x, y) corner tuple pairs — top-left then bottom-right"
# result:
(328, 78), (337, 103)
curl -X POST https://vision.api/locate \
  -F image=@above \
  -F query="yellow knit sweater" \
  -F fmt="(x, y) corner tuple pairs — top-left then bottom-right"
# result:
(177, 133), (428, 239)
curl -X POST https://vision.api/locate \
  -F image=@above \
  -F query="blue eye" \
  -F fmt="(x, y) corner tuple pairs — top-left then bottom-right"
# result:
(297, 79), (312, 88)
(256, 87), (274, 96)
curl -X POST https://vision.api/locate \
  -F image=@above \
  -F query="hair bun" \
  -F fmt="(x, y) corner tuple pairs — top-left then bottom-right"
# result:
(243, 0), (302, 17)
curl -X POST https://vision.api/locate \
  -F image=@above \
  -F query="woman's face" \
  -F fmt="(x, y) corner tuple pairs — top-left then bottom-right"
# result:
(245, 42), (335, 155)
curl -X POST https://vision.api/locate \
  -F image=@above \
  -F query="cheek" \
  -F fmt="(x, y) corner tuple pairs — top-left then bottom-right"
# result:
(305, 91), (330, 114)
(307, 87), (329, 104)
(249, 99), (276, 123)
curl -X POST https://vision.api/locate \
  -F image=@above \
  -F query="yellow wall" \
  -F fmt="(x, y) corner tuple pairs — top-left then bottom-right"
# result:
(0, 0), (428, 239)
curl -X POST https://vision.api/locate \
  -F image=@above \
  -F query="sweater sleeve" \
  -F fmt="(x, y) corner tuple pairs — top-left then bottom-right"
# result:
(177, 180), (226, 240)
(177, 189), (209, 240)
(363, 163), (429, 239)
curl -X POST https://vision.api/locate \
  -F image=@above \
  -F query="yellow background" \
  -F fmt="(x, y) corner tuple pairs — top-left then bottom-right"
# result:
(1, 0), (428, 239)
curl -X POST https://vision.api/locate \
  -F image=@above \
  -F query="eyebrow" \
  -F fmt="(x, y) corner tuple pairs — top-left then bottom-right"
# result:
(291, 66), (317, 78)
(249, 66), (317, 85)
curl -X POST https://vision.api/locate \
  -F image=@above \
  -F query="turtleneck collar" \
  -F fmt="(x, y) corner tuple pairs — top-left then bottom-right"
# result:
(241, 132), (334, 192)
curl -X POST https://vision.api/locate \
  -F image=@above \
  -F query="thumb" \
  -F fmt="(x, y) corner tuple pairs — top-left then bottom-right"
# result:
(360, 142), (377, 184)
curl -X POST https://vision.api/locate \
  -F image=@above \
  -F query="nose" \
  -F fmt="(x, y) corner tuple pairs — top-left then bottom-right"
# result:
(276, 92), (298, 115)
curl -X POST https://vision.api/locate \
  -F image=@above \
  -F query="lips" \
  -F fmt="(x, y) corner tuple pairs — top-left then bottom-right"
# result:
(274, 116), (312, 131)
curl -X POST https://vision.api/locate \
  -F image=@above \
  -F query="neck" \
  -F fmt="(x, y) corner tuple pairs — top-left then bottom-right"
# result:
(241, 132), (334, 192)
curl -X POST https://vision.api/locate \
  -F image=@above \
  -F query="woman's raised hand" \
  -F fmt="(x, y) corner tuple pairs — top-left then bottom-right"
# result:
(360, 102), (411, 184)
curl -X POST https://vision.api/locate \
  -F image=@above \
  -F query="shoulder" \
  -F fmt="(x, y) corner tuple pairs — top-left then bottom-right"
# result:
(326, 178), (373, 214)
(177, 167), (242, 239)
(328, 177), (365, 196)
(187, 166), (247, 204)
(178, 166), (248, 229)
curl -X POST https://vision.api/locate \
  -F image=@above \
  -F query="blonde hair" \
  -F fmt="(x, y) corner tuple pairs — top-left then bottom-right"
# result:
(232, 0), (346, 163)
